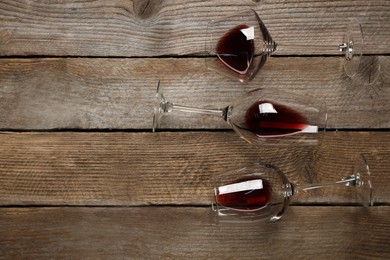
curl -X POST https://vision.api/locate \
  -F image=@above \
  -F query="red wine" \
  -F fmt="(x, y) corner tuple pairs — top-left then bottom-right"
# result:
(216, 24), (254, 74)
(216, 177), (272, 210)
(245, 100), (309, 136)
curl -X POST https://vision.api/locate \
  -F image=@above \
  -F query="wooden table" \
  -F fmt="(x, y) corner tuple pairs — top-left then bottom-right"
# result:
(1, 1), (389, 258)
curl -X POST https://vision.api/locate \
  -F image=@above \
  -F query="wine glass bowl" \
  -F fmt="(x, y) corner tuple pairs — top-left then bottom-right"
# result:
(226, 88), (327, 145)
(212, 155), (373, 223)
(212, 163), (292, 223)
(205, 9), (276, 82)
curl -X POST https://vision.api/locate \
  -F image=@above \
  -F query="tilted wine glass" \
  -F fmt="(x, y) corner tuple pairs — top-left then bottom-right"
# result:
(153, 81), (327, 146)
(205, 9), (363, 82)
(212, 155), (373, 223)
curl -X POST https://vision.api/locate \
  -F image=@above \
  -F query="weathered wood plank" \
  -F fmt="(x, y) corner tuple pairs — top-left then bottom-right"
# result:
(0, 131), (389, 206)
(0, 0), (388, 56)
(0, 206), (389, 259)
(1, 57), (389, 130)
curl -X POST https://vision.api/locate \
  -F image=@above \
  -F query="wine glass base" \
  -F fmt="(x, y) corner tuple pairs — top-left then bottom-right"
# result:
(152, 80), (163, 132)
(353, 154), (373, 206)
(341, 21), (364, 79)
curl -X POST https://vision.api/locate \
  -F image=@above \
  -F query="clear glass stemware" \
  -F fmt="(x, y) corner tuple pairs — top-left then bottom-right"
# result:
(212, 154), (373, 223)
(205, 9), (364, 82)
(153, 81), (327, 146)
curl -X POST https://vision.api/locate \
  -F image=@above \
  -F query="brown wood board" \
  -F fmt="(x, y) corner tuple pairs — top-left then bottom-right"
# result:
(0, 0), (389, 56)
(0, 131), (389, 206)
(0, 206), (389, 259)
(1, 57), (388, 130)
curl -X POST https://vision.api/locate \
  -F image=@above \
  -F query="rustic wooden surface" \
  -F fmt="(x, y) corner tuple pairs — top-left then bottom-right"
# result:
(0, 0), (389, 259)
(0, 131), (389, 206)
(0, 0), (389, 56)
(0, 57), (389, 130)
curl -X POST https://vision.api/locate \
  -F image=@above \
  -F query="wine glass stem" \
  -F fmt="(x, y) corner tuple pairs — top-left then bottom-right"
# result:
(165, 102), (226, 119)
(275, 43), (348, 55)
(295, 176), (357, 192)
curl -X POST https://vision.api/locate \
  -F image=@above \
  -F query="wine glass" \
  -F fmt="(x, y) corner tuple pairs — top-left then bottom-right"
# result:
(205, 9), (364, 82)
(212, 155), (373, 223)
(153, 81), (327, 146)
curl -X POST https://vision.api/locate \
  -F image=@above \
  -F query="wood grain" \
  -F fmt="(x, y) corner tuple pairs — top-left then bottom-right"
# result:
(0, 206), (389, 259)
(1, 1), (389, 259)
(0, 131), (389, 206)
(1, 57), (389, 130)
(0, 0), (388, 56)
